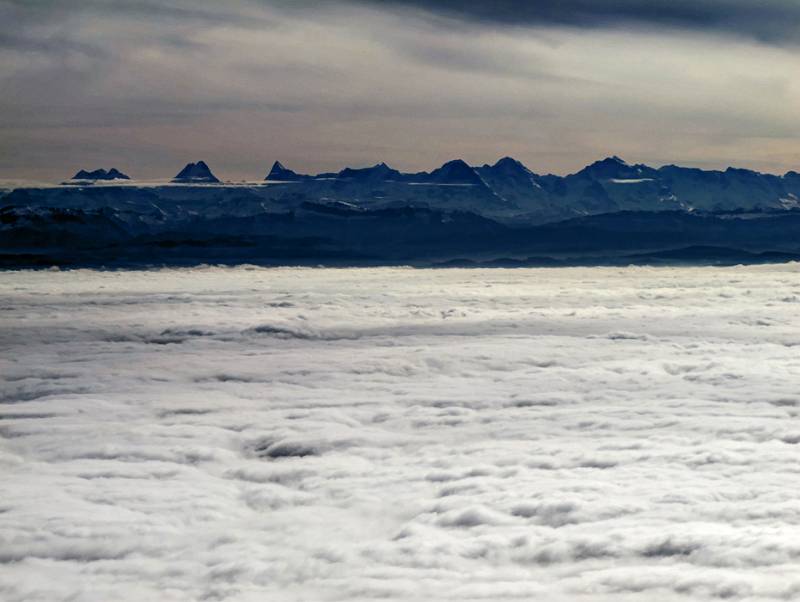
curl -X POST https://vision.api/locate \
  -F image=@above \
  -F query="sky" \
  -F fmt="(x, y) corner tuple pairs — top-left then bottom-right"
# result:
(1, 0), (800, 181)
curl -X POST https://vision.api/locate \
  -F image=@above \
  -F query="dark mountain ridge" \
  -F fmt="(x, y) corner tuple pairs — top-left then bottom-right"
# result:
(71, 168), (130, 181)
(3, 155), (799, 268)
(172, 161), (220, 184)
(259, 155), (800, 221)
(45, 155), (800, 225)
(3, 201), (800, 269)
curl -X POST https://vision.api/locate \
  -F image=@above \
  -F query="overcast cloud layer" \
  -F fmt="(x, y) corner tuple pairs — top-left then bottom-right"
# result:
(2, 265), (800, 601)
(1, 0), (799, 181)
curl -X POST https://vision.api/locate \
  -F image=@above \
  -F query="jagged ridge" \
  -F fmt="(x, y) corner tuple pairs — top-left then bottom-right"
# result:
(72, 168), (130, 181)
(172, 161), (220, 184)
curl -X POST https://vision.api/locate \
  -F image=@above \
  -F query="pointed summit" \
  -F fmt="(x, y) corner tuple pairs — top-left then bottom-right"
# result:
(592, 156), (630, 170)
(172, 161), (220, 184)
(494, 156), (524, 168)
(575, 156), (656, 180)
(106, 168), (129, 180)
(266, 161), (308, 181)
(427, 159), (486, 186)
(477, 156), (542, 192)
(488, 157), (537, 177)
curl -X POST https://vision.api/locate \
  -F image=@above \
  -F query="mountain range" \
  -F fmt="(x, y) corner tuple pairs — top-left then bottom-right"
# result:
(2, 156), (800, 268)
(70, 168), (130, 182)
(260, 155), (800, 222)
(51, 156), (800, 224)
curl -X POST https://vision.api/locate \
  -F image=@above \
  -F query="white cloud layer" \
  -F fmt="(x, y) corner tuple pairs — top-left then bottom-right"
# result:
(2, 265), (800, 601)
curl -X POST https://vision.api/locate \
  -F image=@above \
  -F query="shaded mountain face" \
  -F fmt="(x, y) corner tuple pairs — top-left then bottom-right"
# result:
(172, 161), (220, 183)
(476, 157), (542, 194)
(475, 157), (550, 210)
(657, 165), (796, 211)
(573, 156), (658, 181)
(72, 168), (130, 181)
(422, 159), (486, 186)
(784, 171), (800, 195)
(480, 157), (536, 180)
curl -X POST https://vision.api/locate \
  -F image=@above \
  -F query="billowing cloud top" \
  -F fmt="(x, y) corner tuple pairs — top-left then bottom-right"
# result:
(3, 264), (800, 601)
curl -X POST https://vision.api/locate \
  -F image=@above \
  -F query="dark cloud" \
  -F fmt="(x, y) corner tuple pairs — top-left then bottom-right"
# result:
(9, 1), (797, 44)
(346, 0), (800, 43)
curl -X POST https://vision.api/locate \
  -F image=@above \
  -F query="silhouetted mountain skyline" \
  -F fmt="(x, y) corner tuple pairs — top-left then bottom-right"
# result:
(24, 154), (800, 226)
(71, 168), (130, 181)
(172, 161), (220, 184)
(263, 155), (800, 182)
(63, 155), (800, 185)
(3, 152), (800, 269)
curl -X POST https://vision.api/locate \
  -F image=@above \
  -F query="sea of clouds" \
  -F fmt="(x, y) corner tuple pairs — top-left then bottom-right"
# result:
(2, 265), (800, 601)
